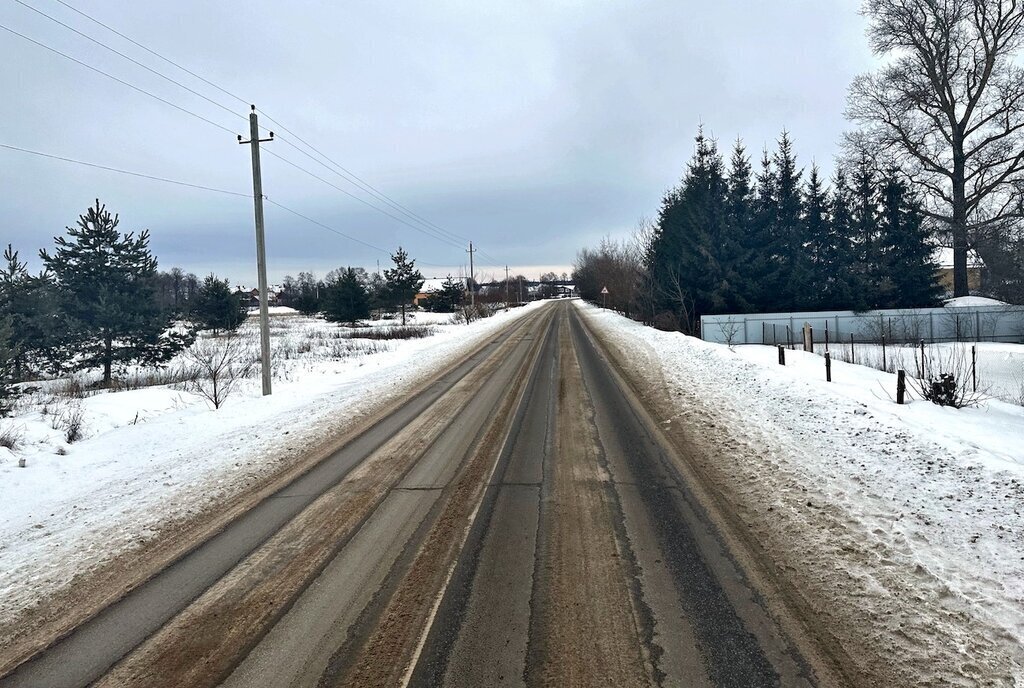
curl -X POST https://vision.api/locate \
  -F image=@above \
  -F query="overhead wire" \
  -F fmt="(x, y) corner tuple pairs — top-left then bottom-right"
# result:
(6, 1), (503, 266)
(0, 142), (251, 197)
(36, 0), (491, 257)
(49, 0), (252, 109)
(13, 0), (247, 126)
(0, 22), (237, 135)
(261, 149), (467, 251)
(0, 141), (454, 264)
(255, 111), (472, 245)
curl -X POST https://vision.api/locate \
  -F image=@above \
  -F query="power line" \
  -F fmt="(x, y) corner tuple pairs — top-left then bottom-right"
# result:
(261, 149), (467, 251)
(258, 112), (471, 245)
(0, 22), (236, 135)
(49, 0), (251, 109)
(14, 0), (246, 125)
(0, 142), (251, 197)
(0, 140), (453, 267)
(263, 198), (389, 255)
(31, 0), (480, 253)
(264, 199), (454, 269)
(32, 0), (503, 263)
(6, 5), (505, 266)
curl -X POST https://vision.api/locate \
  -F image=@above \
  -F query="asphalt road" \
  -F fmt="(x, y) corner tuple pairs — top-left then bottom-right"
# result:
(1, 301), (821, 688)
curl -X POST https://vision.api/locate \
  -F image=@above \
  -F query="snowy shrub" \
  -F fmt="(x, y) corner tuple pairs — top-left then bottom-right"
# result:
(906, 344), (986, 408)
(451, 304), (494, 326)
(111, 367), (197, 391)
(343, 325), (435, 340)
(0, 423), (22, 450)
(59, 405), (85, 443)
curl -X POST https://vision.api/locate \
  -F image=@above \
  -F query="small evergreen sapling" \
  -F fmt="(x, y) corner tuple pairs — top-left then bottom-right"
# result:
(192, 274), (247, 335)
(323, 267), (371, 325)
(384, 247), (424, 326)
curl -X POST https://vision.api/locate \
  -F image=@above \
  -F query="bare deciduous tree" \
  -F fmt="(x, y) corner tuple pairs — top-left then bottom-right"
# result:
(185, 336), (256, 410)
(847, 0), (1024, 297)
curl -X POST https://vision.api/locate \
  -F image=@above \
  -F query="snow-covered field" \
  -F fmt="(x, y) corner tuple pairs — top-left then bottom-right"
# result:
(576, 301), (1024, 684)
(0, 303), (542, 629)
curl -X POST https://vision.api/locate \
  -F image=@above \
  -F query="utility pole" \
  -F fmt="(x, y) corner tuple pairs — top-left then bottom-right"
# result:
(504, 265), (510, 306)
(238, 105), (274, 396)
(466, 241), (476, 307)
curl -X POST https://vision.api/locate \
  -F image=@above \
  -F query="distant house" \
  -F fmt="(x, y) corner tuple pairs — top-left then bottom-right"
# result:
(234, 286), (279, 310)
(934, 247), (984, 295)
(413, 277), (451, 306)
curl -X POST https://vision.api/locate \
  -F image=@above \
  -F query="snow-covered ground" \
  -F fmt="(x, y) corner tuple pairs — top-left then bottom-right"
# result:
(0, 303), (542, 629)
(576, 301), (1024, 684)
(813, 340), (1024, 405)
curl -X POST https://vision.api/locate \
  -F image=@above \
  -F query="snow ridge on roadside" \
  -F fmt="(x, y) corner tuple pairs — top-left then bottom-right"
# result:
(576, 300), (1024, 685)
(0, 304), (545, 629)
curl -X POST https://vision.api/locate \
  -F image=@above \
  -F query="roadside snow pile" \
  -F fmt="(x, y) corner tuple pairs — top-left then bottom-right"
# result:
(576, 301), (1024, 684)
(0, 304), (543, 628)
(944, 295), (1009, 307)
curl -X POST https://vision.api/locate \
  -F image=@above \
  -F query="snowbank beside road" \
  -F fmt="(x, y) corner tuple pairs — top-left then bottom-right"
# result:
(0, 303), (544, 633)
(576, 301), (1024, 685)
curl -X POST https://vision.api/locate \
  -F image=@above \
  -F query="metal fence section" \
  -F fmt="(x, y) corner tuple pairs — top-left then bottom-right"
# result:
(700, 305), (1024, 346)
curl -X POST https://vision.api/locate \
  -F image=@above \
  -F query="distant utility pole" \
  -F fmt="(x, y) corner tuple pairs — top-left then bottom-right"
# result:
(466, 241), (476, 307)
(238, 105), (274, 396)
(505, 265), (510, 305)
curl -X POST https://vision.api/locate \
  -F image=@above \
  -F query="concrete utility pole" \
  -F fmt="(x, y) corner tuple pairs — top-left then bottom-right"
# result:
(238, 105), (274, 396)
(466, 241), (476, 306)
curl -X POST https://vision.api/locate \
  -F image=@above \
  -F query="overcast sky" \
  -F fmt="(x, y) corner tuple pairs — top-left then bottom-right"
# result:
(1, 0), (871, 285)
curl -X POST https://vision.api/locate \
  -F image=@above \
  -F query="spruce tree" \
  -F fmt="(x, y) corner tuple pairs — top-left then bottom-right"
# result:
(0, 244), (60, 379)
(646, 129), (731, 331)
(747, 148), (781, 311)
(0, 316), (18, 417)
(825, 170), (862, 310)
(292, 272), (322, 315)
(323, 267), (371, 325)
(384, 247), (424, 325)
(192, 274), (247, 334)
(39, 200), (191, 385)
(802, 166), (832, 310)
(849, 157), (881, 309)
(877, 172), (943, 308)
(426, 275), (465, 313)
(771, 132), (808, 310)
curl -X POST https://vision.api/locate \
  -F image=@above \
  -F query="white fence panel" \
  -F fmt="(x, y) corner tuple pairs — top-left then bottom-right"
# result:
(700, 305), (1024, 345)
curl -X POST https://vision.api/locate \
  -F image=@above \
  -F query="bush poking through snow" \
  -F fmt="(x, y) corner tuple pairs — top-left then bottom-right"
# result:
(0, 423), (22, 450)
(341, 325), (436, 340)
(185, 336), (256, 410)
(59, 405), (85, 443)
(903, 344), (986, 408)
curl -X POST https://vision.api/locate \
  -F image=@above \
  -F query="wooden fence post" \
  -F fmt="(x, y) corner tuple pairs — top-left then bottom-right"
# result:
(778, 345), (785, 366)
(849, 333), (855, 365)
(881, 334), (887, 372)
(972, 345), (977, 392)
(825, 352), (831, 382)
(919, 339), (926, 379)
(897, 370), (906, 404)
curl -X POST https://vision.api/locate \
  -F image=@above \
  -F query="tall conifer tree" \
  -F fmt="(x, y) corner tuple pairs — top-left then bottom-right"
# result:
(876, 172), (943, 308)
(39, 200), (191, 385)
